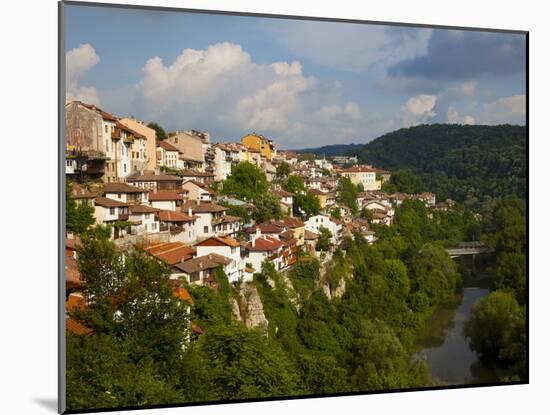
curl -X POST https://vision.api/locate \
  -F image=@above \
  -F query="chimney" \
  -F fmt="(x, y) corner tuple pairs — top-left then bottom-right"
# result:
(256, 227), (261, 238)
(188, 207), (192, 216)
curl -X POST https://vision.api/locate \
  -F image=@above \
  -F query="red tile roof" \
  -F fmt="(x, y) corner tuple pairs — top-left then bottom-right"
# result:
(174, 253), (232, 274)
(157, 141), (180, 152)
(195, 236), (241, 248)
(341, 165), (377, 173)
(104, 182), (146, 194)
(158, 210), (196, 222)
(148, 190), (184, 201)
(247, 236), (284, 252)
(129, 204), (159, 214)
(66, 318), (93, 336)
(144, 242), (196, 265)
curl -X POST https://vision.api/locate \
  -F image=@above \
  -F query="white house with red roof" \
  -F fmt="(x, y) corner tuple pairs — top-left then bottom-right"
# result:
(148, 189), (185, 211)
(156, 141), (180, 169)
(304, 214), (342, 245)
(181, 180), (215, 202)
(195, 236), (243, 282)
(244, 234), (285, 273)
(158, 209), (198, 244)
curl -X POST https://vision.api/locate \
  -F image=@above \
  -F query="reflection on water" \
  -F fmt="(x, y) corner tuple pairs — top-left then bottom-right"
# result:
(414, 287), (497, 385)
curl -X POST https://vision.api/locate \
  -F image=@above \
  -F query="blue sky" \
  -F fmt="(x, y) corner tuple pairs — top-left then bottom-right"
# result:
(65, 4), (526, 149)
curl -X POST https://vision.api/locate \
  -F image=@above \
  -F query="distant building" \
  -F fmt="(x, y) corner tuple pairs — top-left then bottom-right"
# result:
(332, 155), (358, 165)
(241, 132), (276, 161)
(340, 165), (381, 191)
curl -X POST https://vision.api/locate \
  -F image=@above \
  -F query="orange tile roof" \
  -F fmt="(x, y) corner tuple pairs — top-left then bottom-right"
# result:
(195, 236), (241, 248)
(66, 293), (86, 311)
(247, 236), (284, 252)
(66, 318), (93, 336)
(144, 242), (196, 265)
(148, 190), (184, 201)
(174, 286), (193, 303)
(158, 210), (196, 222)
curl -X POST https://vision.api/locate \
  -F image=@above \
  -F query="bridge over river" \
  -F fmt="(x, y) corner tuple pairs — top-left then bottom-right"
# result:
(445, 242), (493, 258)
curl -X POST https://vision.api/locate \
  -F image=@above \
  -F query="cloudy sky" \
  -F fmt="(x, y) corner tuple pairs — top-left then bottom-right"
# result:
(65, 4), (526, 149)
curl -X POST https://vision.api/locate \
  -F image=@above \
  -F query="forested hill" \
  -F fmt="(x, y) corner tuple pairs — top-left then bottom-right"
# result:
(295, 143), (364, 156)
(358, 124), (526, 204)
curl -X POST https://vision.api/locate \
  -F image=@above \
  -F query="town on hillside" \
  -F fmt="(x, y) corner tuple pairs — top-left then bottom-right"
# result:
(65, 100), (453, 333)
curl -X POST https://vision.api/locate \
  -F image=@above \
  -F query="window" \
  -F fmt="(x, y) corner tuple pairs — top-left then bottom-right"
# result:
(118, 193), (121, 198)
(204, 226), (208, 233)
(109, 207), (115, 215)
(123, 164), (127, 173)
(105, 125), (108, 133)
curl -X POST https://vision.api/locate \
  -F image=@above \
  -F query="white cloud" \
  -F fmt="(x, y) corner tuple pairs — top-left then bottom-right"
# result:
(66, 43), (100, 105)
(399, 94), (437, 126)
(447, 107), (476, 125)
(478, 95), (526, 125)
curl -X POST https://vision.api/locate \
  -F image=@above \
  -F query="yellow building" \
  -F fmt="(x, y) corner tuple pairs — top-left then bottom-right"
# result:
(241, 133), (275, 161)
(340, 166), (381, 191)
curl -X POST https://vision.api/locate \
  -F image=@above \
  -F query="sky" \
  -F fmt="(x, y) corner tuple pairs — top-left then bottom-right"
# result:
(65, 4), (527, 149)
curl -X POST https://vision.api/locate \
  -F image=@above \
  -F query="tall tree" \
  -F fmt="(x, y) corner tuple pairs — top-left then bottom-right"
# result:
(147, 122), (167, 140)
(222, 162), (268, 201)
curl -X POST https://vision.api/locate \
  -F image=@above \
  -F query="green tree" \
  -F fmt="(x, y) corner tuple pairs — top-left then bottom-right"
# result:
(66, 182), (95, 234)
(316, 226), (333, 252)
(464, 290), (526, 379)
(330, 207), (342, 219)
(283, 175), (306, 194)
(222, 162), (268, 201)
(192, 324), (302, 399)
(337, 177), (359, 214)
(253, 193), (282, 223)
(295, 191), (321, 217)
(217, 201), (251, 224)
(388, 169), (424, 194)
(147, 122), (166, 140)
(276, 162), (291, 180)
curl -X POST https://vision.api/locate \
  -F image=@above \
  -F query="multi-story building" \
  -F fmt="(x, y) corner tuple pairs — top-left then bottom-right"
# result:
(195, 236), (243, 283)
(164, 130), (208, 171)
(156, 141), (180, 169)
(340, 165), (381, 191)
(241, 133), (276, 161)
(118, 118), (157, 171)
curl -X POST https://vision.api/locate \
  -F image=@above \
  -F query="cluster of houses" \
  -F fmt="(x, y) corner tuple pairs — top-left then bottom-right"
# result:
(65, 100), (446, 294)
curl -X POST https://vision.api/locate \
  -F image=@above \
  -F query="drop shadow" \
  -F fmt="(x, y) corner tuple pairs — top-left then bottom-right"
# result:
(34, 398), (57, 413)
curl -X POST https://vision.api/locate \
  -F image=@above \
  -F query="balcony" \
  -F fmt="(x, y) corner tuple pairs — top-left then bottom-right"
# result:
(118, 213), (129, 221)
(111, 128), (121, 140)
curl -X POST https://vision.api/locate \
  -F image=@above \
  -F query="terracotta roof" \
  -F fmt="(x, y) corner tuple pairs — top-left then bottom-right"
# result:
(104, 182), (145, 194)
(276, 216), (304, 228)
(148, 190), (184, 201)
(181, 201), (227, 214)
(66, 256), (81, 287)
(195, 236), (241, 248)
(245, 222), (284, 234)
(94, 197), (131, 208)
(213, 214), (242, 226)
(71, 183), (98, 199)
(116, 121), (146, 139)
(247, 236), (284, 251)
(304, 230), (319, 240)
(157, 141), (180, 152)
(341, 165), (377, 173)
(280, 229), (295, 240)
(129, 204), (159, 214)
(78, 102), (117, 122)
(173, 253), (232, 274)
(144, 242), (196, 265)
(66, 318), (93, 336)
(66, 293), (86, 311)
(158, 210), (196, 222)
(65, 236), (82, 251)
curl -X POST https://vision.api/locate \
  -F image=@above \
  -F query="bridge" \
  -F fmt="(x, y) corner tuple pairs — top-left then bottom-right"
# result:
(445, 242), (493, 258)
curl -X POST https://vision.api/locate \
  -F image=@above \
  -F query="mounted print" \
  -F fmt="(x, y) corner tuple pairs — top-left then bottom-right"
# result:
(59, 1), (528, 413)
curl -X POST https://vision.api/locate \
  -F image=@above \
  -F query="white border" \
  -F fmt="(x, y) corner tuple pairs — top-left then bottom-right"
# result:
(1, 1), (544, 414)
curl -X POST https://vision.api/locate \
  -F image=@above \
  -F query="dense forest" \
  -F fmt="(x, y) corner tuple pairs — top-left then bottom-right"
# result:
(299, 124), (526, 207)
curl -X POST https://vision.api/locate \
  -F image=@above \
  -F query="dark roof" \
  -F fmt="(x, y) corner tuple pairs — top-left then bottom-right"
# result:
(304, 230), (319, 240)
(173, 253), (231, 274)
(127, 172), (182, 182)
(245, 222), (284, 234)
(94, 197), (130, 208)
(180, 168), (214, 177)
(129, 204), (159, 214)
(104, 182), (146, 194)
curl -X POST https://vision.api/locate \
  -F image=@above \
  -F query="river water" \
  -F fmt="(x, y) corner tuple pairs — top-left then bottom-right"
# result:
(414, 287), (501, 385)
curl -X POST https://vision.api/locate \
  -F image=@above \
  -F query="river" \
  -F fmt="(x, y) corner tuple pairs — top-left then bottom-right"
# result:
(414, 287), (502, 385)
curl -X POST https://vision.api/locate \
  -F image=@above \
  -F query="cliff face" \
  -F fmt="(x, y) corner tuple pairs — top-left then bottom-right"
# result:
(232, 283), (269, 334)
